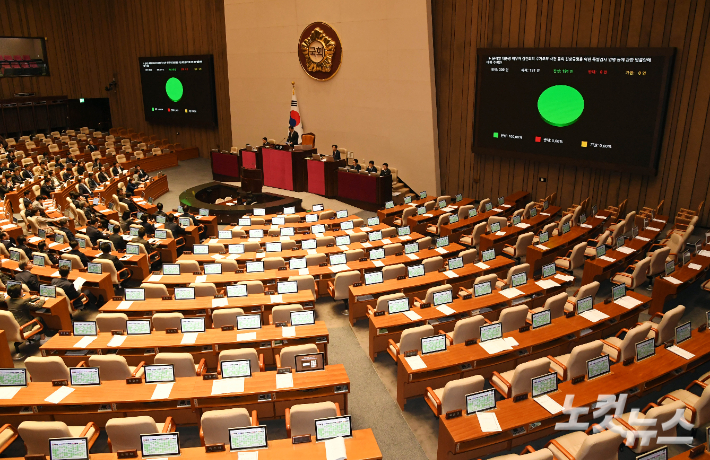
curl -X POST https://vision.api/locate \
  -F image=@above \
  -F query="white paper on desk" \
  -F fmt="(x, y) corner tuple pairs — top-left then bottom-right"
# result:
(614, 296), (643, 309)
(423, 214), (433, 218)
(436, 305), (456, 316)
(495, 231), (506, 236)
(276, 373), (294, 389)
(181, 332), (198, 344)
(535, 244), (550, 250)
(74, 336), (96, 348)
(361, 242), (372, 248)
(699, 250), (710, 257)
(599, 256), (616, 263)
(45, 386), (74, 404)
(407, 254), (419, 260)
(120, 255), (132, 261)
(192, 275), (206, 284)
(0, 386), (22, 400)
(492, 208), (503, 212)
(475, 262), (489, 269)
(541, 212), (550, 216)
(688, 263), (702, 270)
(314, 233), (324, 238)
(664, 276), (682, 285)
(479, 338), (513, 355)
(667, 345), (695, 360)
(28, 236), (43, 243)
(536, 279), (560, 289)
(337, 245), (349, 251)
(504, 337), (519, 347)
(580, 224), (592, 229)
(49, 242), (61, 248)
(404, 355), (427, 370)
(227, 254), (240, 260)
(647, 227), (661, 232)
(248, 238), (261, 243)
(616, 246), (635, 254)
(477, 412), (502, 432)
(151, 382), (174, 400)
(211, 239), (220, 244)
(653, 218), (665, 223)
(579, 309), (609, 323)
(344, 229), (354, 235)
(237, 332), (257, 342)
(148, 274), (163, 282)
(238, 451), (258, 460)
(501, 204), (511, 208)
(381, 238), (392, 245)
(635, 236), (650, 242)
(270, 294), (283, 303)
(534, 394), (564, 414)
(600, 215), (608, 220)
(403, 310), (422, 321)
(50, 270), (60, 277)
(499, 288), (524, 299)
(361, 227), (372, 232)
(443, 270), (458, 279)
(298, 268), (310, 275)
(212, 378), (244, 395)
(399, 235), (411, 241)
(107, 335), (127, 347)
(212, 298), (229, 308)
(325, 436), (347, 460)
(117, 301), (133, 310)
(433, 247), (447, 255)
(1, 224), (15, 230)
(211, 253), (225, 259)
(368, 260), (383, 268)
(307, 249), (318, 255)
(515, 223), (531, 229)
(255, 253), (265, 259)
(280, 237), (291, 242)
(282, 326), (296, 338)
(554, 273), (575, 282)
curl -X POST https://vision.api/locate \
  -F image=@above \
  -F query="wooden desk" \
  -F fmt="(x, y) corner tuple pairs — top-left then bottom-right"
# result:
(337, 170), (392, 211)
(40, 322), (329, 368)
(224, 219), (384, 233)
(479, 206), (562, 253)
(195, 215), (218, 238)
(650, 245), (710, 314)
(440, 208), (506, 243)
(505, 190), (532, 209)
(377, 197), (431, 225)
(438, 325), (710, 460)
(396, 291), (649, 410)
(305, 157), (347, 197)
(29, 295), (73, 331)
(207, 224), (402, 247)
(673, 449), (710, 459)
(260, 146), (315, 192)
(0, 330), (13, 368)
(134, 174), (169, 203)
(0, 364), (350, 427)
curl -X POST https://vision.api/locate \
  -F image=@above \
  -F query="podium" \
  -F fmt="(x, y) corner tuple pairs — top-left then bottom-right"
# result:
(260, 146), (315, 192)
(240, 167), (263, 194)
(306, 157), (347, 197)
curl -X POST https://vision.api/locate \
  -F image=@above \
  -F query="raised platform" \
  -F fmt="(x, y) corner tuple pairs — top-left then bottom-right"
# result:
(178, 181), (302, 224)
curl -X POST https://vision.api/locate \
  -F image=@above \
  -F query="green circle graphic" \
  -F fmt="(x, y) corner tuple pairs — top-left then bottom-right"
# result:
(537, 85), (584, 127)
(165, 77), (184, 103)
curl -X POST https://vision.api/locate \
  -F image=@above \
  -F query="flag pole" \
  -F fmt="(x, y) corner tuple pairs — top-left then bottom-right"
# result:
(292, 81), (295, 95)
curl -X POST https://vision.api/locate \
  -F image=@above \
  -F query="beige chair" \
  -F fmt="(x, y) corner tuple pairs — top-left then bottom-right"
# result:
(488, 447), (553, 460)
(533, 222), (558, 244)
(502, 232), (534, 261)
(658, 379), (710, 429)
(498, 305), (529, 333)
(422, 256), (444, 273)
(609, 400), (686, 453)
(548, 341), (603, 381)
(237, 280), (264, 294)
(491, 357), (551, 399)
(216, 258), (239, 272)
(275, 344), (319, 368)
(552, 214), (572, 237)
(368, 293), (408, 315)
(600, 323), (652, 362)
(218, 348), (264, 373)
(288, 275), (317, 297)
(305, 253), (326, 266)
(326, 270), (361, 303)
(478, 198), (491, 213)
(154, 352), (205, 377)
(18, 421), (99, 456)
(425, 375), (485, 417)
(474, 273), (498, 288)
(140, 283), (169, 298)
(189, 282), (218, 297)
(443, 315), (486, 345)
(200, 408), (257, 446)
(414, 284), (453, 306)
(271, 304), (304, 324)
(263, 257), (285, 270)
(383, 243), (403, 256)
(93, 258), (131, 285)
(647, 246), (672, 283)
(527, 292), (568, 321)
(381, 263), (405, 281)
(96, 313), (128, 332)
(88, 355), (145, 380)
(105, 416), (176, 452)
(0, 310), (43, 358)
(417, 236), (432, 250)
(555, 242), (587, 272)
(639, 304), (685, 345)
(496, 263), (529, 289)
(459, 222), (487, 248)
(316, 236), (335, 247)
(152, 312), (184, 331)
(460, 248), (477, 265)
(387, 324), (435, 360)
(566, 282), (600, 311)
(176, 259), (200, 273)
(211, 308), (245, 328)
(24, 356), (70, 382)
(488, 216), (508, 232)
(458, 205), (474, 221)
(285, 401), (340, 437)
(546, 429), (622, 460)
(584, 231), (611, 257)
(611, 257), (650, 289)
(426, 213), (451, 235)
(344, 249), (364, 262)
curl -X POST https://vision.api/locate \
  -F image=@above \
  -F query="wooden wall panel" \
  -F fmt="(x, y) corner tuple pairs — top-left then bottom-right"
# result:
(433, 0), (710, 224)
(0, 0), (231, 157)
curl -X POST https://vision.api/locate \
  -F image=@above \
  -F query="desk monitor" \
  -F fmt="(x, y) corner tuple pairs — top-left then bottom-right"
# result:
(335, 235), (350, 246)
(312, 204), (324, 212)
(676, 321), (691, 344)
(277, 280), (298, 295)
(33, 254), (45, 266)
(404, 195), (413, 204)
(384, 201), (394, 209)
(289, 257), (307, 270)
(419, 191), (427, 199)
(140, 433), (180, 458)
(126, 320), (151, 335)
(364, 271), (383, 286)
(636, 447), (667, 460)
(531, 310), (551, 329)
(616, 236), (625, 249)
(448, 256), (463, 270)
(265, 242), (281, 252)
(496, 196), (504, 206)
(612, 283), (626, 301)
(204, 263), (222, 275)
(465, 388), (496, 415)
(253, 208), (266, 216)
(596, 245), (606, 258)
(481, 248), (495, 262)
(433, 289), (453, 306)
(0, 368), (27, 387)
(236, 314), (261, 330)
(107, 202), (115, 211)
(531, 372), (558, 398)
(530, 207), (538, 218)
(468, 208), (478, 218)
(561, 222), (571, 234)
(218, 230), (232, 239)
(311, 224), (326, 234)
(579, 213), (587, 225)
(69, 367), (100, 386)
(129, 227), (139, 237)
(9, 250), (19, 262)
(340, 221), (354, 230)
(480, 322), (502, 342)
(369, 248), (385, 260)
(178, 207), (184, 213)
(407, 264), (425, 278)
(336, 210), (348, 219)
(485, 202), (493, 212)
(368, 230), (382, 241)
(220, 359), (251, 379)
(474, 281), (492, 297)
(199, 208), (209, 216)
(421, 334), (447, 355)
(156, 215), (166, 224)
(78, 238), (87, 249)
(238, 217), (251, 226)
(542, 263), (556, 278)
(144, 364), (175, 383)
(301, 239), (317, 250)
(73, 321), (97, 337)
(49, 437), (89, 460)
(155, 229), (167, 239)
(38, 228), (46, 239)
(229, 244), (245, 254)
(295, 352), (325, 372)
(438, 200), (447, 209)
(174, 287), (195, 301)
(179, 217), (191, 227)
(591, 204), (598, 216)
(162, 264), (180, 275)
(40, 284), (56, 298)
(180, 317), (205, 333)
(329, 253), (347, 266)
(58, 259), (72, 270)
(664, 260), (675, 276)
(55, 234), (64, 244)
(249, 229), (263, 238)
(436, 236), (449, 248)
(511, 272), (527, 288)
(228, 426), (268, 452)
(543, 200), (549, 211)
(683, 250), (691, 266)
(707, 310), (710, 330)
(696, 239), (703, 255)
(586, 355), (610, 380)
(512, 215), (522, 226)
(283, 206), (296, 215)
(226, 284), (248, 298)
(449, 215), (459, 224)
(280, 227), (295, 236)
(455, 193), (463, 202)
(290, 310), (315, 326)
(246, 261), (264, 273)
(368, 217), (379, 226)
(271, 216), (284, 225)
(576, 296), (594, 315)
(126, 243), (141, 255)
(314, 415), (353, 442)
(417, 206), (426, 215)
(388, 297), (409, 314)
(305, 213), (318, 223)
(398, 227), (411, 237)
(635, 337), (655, 362)
(404, 242), (419, 254)
(490, 222), (501, 233)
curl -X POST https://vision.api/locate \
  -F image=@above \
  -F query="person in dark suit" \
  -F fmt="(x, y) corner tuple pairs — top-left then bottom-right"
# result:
(262, 137), (269, 146)
(0, 231), (16, 252)
(86, 173), (99, 190)
(85, 219), (105, 246)
(96, 242), (124, 272)
(0, 177), (10, 198)
(6, 284), (46, 340)
(286, 126), (299, 146)
(154, 203), (167, 217)
(164, 214), (185, 237)
(111, 163), (122, 177)
(76, 161), (86, 176)
(380, 162), (392, 177)
(118, 190), (137, 213)
(51, 265), (90, 309)
(21, 191), (32, 210)
(10, 168), (23, 185)
(108, 224), (127, 251)
(15, 261), (40, 292)
(97, 167), (110, 184)
(135, 166), (149, 182)
(15, 236), (32, 260)
(139, 214), (155, 236)
(365, 161), (377, 174)
(76, 178), (91, 196)
(67, 240), (90, 267)
(36, 241), (58, 265)
(40, 179), (54, 198)
(62, 166), (73, 182)
(53, 218), (75, 242)
(126, 178), (137, 196)
(134, 227), (153, 255)
(21, 164), (34, 180)
(349, 159), (361, 171)
(332, 145), (341, 161)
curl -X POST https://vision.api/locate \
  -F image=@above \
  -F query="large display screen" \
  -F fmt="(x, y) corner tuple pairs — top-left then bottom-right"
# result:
(139, 55), (217, 127)
(473, 48), (675, 174)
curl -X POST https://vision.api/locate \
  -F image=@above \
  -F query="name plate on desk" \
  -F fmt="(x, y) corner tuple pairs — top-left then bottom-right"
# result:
(275, 322), (288, 327)
(699, 324), (707, 333)
(52, 379), (68, 386)
(117, 450), (138, 458)
(688, 445), (705, 458)
(623, 357), (634, 366)
(565, 311), (575, 318)
(278, 266), (287, 271)
(462, 293), (472, 300)
(513, 393), (528, 402)
(374, 311), (385, 317)
(165, 328), (178, 334)
(205, 444), (225, 453)
(353, 282), (362, 287)
(420, 303), (431, 309)
(59, 330), (71, 336)
(319, 262), (328, 267)
(445, 409), (462, 419)
(359, 257), (368, 262)
(236, 269), (245, 273)
(162, 296), (173, 300)
(571, 375), (585, 385)
(465, 339), (476, 346)
(519, 325), (530, 333)
(292, 434), (311, 444)
(112, 330), (125, 335)
(277, 367), (292, 374)
(126, 377), (142, 384)
(404, 350), (418, 358)
(397, 275), (406, 280)
(112, 296), (123, 301)
(203, 373), (218, 380)
(221, 325), (234, 331)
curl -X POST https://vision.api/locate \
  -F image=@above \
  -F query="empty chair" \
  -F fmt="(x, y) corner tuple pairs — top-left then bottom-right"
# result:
(140, 283), (169, 298)
(316, 236), (335, 247)
(96, 313), (128, 332)
(647, 246), (672, 284)
(0, 310), (43, 358)
(382, 263), (406, 281)
(437, 195), (452, 206)
(383, 243), (403, 256)
(105, 416), (175, 452)
(417, 236), (432, 250)
(425, 375), (485, 417)
(18, 421), (99, 456)
(600, 323), (652, 363)
(473, 273), (497, 287)
(498, 305), (529, 333)
(611, 257), (650, 289)
(88, 355), (144, 380)
(414, 284), (453, 306)
(546, 429), (622, 460)
(496, 263), (530, 289)
(639, 304), (685, 345)
(271, 304), (304, 324)
(305, 253), (326, 266)
(488, 216), (508, 232)
(502, 232), (534, 261)
(275, 344), (319, 368)
(491, 357), (551, 399)
(527, 292), (568, 321)
(218, 348), (263, 373)
(154, 352), (205, 377)
(457, 205), (474, 221)
(189, 282), (218, 297)
(459, 222), (487, 248)
(263, 257), (285, 270)
(387, 324), (435, 360)
(176, 259), (200, 273)
(237, 280), (264, 294)
(422, 256), (444, 273)
(285, 401), (340, 437)
(24, 356), (70, 382)
(344, 249), (364, 262)
(658, 379), (710, 429)
(585, 230), (611, 257)
(426, 213), (451, 234)
(211, 308), (245, 328)
(460, 248), (477, 265)
(200, 408), (256, 446)
(423, 200), (436, 211)
(326, 270), (361, 307)
(548, 341), (603, 381)
(369, 293), (407, 314)
(489, 447), (553, 460)
(566, 281), (600, 311)
(152, 312), (184, 331)
(287, 275), (317, 297)
(551, 214), (572, 236)
(443, 315), (486, 345)
(478, 198), (491, 213)
(609, 400), (686, 453)
(555, 242), (587, 273)
(533, 223), (557, 244)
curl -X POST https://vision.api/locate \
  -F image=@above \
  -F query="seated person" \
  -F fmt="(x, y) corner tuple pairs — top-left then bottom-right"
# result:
(15, 235), (33, 260)
(135, 166), (149, 181)
(67, 240), (90, 267)
(120, 211), (133, 233)
(164, 214), (185, 237)
(139, 214), (155, 236)
(155, 202), (167, 217)
(96, 242), (124, 272)
(85, 218), (106, 246)
(6, 283), (46, 338)
(51, 265), (97, 309)
(36, 241), (58, 265)
(126, 178), (137, 196)
(15, 260), (40, 292)
(108, 224), (127, 251)
(349, 158), (361, 171)
(365, 161), (377, 174)
(380, 162), (392, 177)
(134, 227), (153, 256)
(52, 218), (75, 242)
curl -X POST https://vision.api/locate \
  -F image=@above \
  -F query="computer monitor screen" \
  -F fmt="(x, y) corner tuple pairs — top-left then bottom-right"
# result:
(311, 224), (326, 234)
(290, 310), (315, 326)
(329, 253), (346, 266)
(449, 215), (459, 224)
(302, 239), (317, 250)
(596, 245), (606, 258)
(265, 242), (281, 252)
(229, 244), (245, 254)
(129, 228), (139, 237)
(9, 250), (19, 262)
(635, 338), (655, 362)
(531, 310), (551, 329)
(433, 290), (453, 306)
(73, 321), (97, 336)
(58, 259), (72, 270)
(283, 206), (295, 215)
(530, 208), (538, 218)
(238, 218), (251, 226)
(314, 416), (352, 442)
(384, 201), (394, 209)
(364, 271), (383, 286)
(481, 248), (495, 262)
(407, 264), (425, 278)
(543, 201), (549, 210)
(369, 248), (385, 260)
(576, 296), (594, 315)
(277, 280), (298, 294)
(246, 261), (264, 273)
(542, 263), (556, 278)
(40, 284), (56, 298)
(154, 229), (167, 239)
(485, 202), (493, 211)
(249, 229), (263, 238)
(417, 207), (426, 215)
(367, 217), (380, 226)
(0, 368), (27, 387)
(180, 317), (205, 332)
(664, 260), (674, 276)
(455, 194), (463, 202)
(33, 254), (45, 266)
(228, 426), (268, 452)
(419, 191), (427, 199)
(368, 231), (382, 241)
(253, 208), (265, 216)
(387, 297), (409, 314)
(156, 215), (166, 224)
(121, 243), (140, 256)
(294, 352), (325, 372)
(192, 244), (208, 255)
(490, 222), (501, 233)
(203, 263), (222, 275)
(163, 264), (180, 275)
(465, 389), (496, 415)
(55, 234), (64, 243)
(586, 355), (611, 380)
(512, 215), (522, 226)
(421, 334), (447, 355)
(616, 236), (625, 249)
(531, 372), (558, 398)
(78, 239), (86, 249)
(38, 228), (46, 239)
(271, 217), (284, 225)
(438, 200), (446, 208)
(144, 364), (175, 383)
(335, 235), (350, 246)
(199, 208), (209, 216)
(612, 283), (626, 301)
(436, 236), (449, 248)
(179, 217), (191, 227)
(636, 447), (668, 460)
(174, 287), (195, 300)
(480, 322), (502, 342)
(280, 227), (295, 236)
(468, 208), (478, 218)
(676, 321), (692, 344)
(220, 359), (252, 379)
(561, 222), (571, 234)
(474, 281), (492, 297)
(404, 196), (412, 204)
(305, 213), (318, 223)
(178, 206), (184, 213)
(236, 314), (261, 330)
(511, 272), (527, 288)
(579, 214), (586, 224)
(226, 284), (248, 298)
(448, 257), (463, 270)
(140, 433), (180, 458)
(289, 257), (307, 270)
(219, 230), (232, 239)
(49, 437), (89, 460)
(126, 320), (151, 335)
(69, 367), (100, 386)
(340, 221), (354, 230)
(312, 204), (324, 212)
(397, 226), (411, 236)
(336, 210), (348, 219)
(404, 242), (419, 254)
